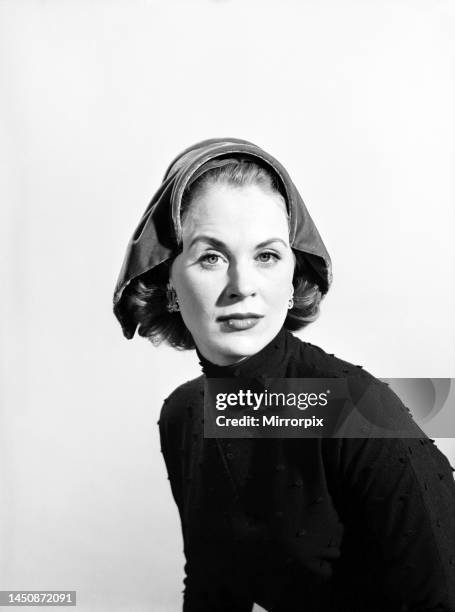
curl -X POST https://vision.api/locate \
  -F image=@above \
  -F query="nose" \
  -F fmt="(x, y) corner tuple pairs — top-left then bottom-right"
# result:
(226, 259), (257, 299)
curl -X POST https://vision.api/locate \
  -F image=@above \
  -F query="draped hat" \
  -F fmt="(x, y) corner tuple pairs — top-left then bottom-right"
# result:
(113, 137), (332, 339)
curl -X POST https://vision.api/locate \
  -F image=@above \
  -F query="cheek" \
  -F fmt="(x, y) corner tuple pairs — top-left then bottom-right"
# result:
(267, 262), (294, 299)
(269, 279), (292, 304)
(179, 276), (216, 312)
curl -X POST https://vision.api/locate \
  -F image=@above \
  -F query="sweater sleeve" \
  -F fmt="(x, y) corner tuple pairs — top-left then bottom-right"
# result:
(330, 382), (455, 611)
(159, 393), (254, 612)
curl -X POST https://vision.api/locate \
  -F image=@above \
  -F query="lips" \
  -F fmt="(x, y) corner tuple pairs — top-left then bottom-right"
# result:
(217, 313), (263, 321)
(217, 313), (264, 331)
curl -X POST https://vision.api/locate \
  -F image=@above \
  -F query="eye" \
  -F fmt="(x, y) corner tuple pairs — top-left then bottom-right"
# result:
(256, 251), (281, 264)
(199, 252), (224, 267)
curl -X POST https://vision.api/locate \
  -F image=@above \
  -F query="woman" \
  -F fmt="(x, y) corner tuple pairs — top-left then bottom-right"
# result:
(113, 137), (455, 611)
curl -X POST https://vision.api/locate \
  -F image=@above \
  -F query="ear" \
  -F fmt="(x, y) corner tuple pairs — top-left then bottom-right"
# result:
(163, 257), (175, 287)
(168, 265), (175, 288)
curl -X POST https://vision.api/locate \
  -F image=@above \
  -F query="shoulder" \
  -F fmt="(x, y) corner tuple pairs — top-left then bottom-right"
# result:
(288, 332), (376, 382)
(288, 333), (411, 421)
(159, 374), (205, 426)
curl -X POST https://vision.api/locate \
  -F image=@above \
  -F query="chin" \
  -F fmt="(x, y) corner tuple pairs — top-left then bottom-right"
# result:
(213, 332), (270, 360)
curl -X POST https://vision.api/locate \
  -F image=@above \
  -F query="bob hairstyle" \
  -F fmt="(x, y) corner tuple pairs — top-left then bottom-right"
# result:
(122, 159), (323, 350)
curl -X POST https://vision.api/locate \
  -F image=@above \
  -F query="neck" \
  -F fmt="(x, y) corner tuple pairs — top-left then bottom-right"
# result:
(195, 326), (290, 379)
(195, 350), (251, 367)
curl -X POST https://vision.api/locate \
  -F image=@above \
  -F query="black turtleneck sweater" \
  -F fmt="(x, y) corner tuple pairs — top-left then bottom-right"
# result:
(158, 327), (455, 611)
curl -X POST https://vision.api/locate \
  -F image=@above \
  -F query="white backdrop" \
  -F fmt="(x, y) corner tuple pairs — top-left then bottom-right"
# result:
(1, 1), (454, 610)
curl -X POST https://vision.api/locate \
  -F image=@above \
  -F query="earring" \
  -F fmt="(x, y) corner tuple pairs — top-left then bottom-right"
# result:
(166, 282), (180, 313)
(288, 291), (294, 310)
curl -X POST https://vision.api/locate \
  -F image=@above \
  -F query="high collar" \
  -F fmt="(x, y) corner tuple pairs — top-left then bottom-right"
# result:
(195, 326), (291, 379)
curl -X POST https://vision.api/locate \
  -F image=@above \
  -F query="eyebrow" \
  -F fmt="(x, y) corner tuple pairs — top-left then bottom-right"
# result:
(188, 236), (290, 250)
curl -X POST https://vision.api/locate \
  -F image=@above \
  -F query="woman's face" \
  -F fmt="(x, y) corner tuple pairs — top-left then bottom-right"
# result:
(169, 181), (296, 365)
